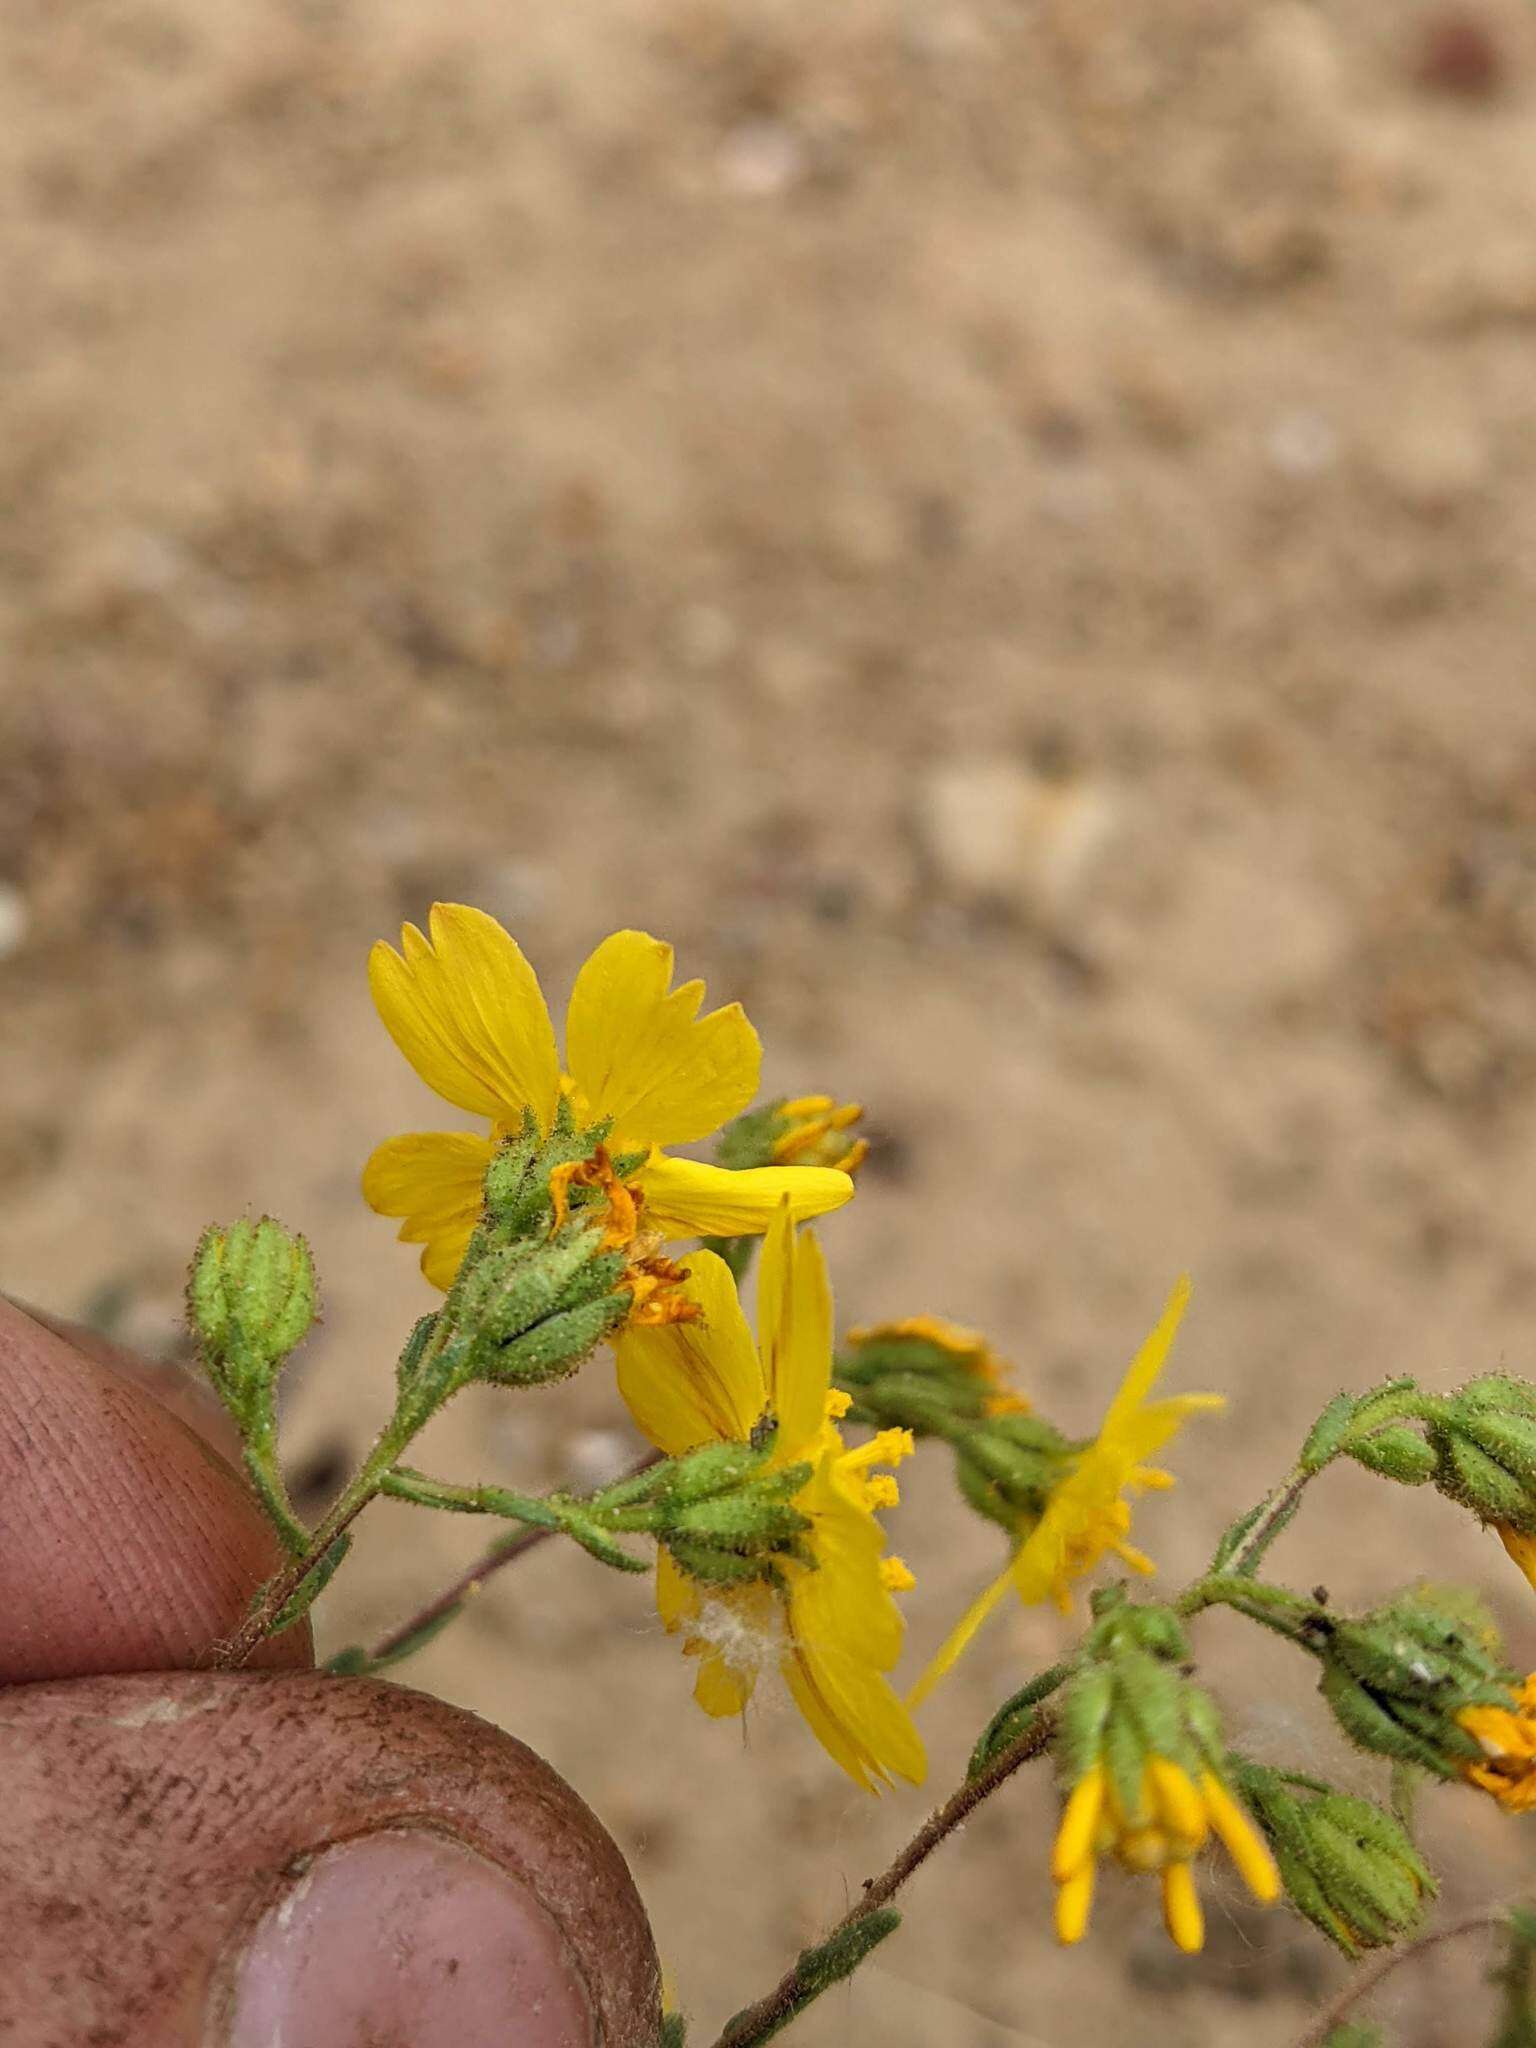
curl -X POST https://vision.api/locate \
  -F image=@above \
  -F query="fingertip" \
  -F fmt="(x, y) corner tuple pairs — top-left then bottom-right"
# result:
(0, 1298), (311, 1680)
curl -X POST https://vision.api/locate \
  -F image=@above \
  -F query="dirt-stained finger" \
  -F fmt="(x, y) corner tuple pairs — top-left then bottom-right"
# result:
(2, 1670), (661, 2048)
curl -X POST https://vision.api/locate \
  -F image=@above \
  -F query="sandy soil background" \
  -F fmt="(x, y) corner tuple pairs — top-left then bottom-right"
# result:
(6, 3), (1536, 2042)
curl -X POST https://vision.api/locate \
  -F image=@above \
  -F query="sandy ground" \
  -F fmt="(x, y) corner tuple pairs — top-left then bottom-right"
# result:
(7, 2), (1536, 2042)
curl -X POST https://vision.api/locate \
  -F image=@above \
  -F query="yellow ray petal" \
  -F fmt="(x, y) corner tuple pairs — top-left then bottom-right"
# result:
(907, 1559), (1017, 1709)
(1055, 1862), (1096, 1946)
(564, 930), (761, 1149)
(757, 1202), (834, 1459)
(791, 1453), (907, 1672)
(655, 1548), (701, 1633)
(1161, 1861), (1205, 1954)
(1101, 1274), (1193, 1438)
(1147, 1758), (1208, 1855)
(361, 1129), (493, 1290)
(782, 1632), (926, 1792)
(693, 1644), (758, 1718)
(615, 1248), (765, 1454)
(635, 1155), (853, 1240)
(1052, 1765), (1106, 1883)
(1199, 1773), (1280, 1903)
(368, 905), (560, 1127)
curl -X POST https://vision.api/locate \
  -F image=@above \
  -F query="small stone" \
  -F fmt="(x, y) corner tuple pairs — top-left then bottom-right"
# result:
(717, 119), (806, 198)
(915, 759), (1118, 922)
(0, 882), (29, 962)
(1266, 408), (1340, 479)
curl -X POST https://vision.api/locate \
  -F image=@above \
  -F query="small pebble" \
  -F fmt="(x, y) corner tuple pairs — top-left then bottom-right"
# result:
(0, 883), (30, 961)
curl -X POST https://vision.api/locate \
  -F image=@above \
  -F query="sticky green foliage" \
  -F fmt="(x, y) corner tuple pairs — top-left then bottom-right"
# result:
(324, 1604), (463, 1678)
(1348, 1426), (1437, 1486)
(968, 1664), (1071, 1779)
(1430, 1382), (1536, 1535)
(654, 1446), (817, 1588)
(1301, 1392), (1364, 1473)
(1235, 1761), (1434, 1957)
(188, 1215), (318, 1410)
(719, 1912), (902, 2047)
(1050, 1595), (1225, 1815)
(714, 1100), (797, 1172)
(953, 1416), (1073, 1533)
(1316, 1588), (1515, 1774)
(481, 1101), (616, 1241)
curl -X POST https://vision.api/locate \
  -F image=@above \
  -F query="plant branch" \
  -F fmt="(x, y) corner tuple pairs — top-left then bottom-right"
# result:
(1293, 1910), (1513, 2048)
(708, 1709), (1057, 2048)
(212, 1421), (416, 1669)
(355, 1448), (666, 1671)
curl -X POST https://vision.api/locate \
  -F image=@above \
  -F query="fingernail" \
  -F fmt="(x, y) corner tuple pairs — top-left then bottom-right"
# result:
(221, 1826), (596, 2048)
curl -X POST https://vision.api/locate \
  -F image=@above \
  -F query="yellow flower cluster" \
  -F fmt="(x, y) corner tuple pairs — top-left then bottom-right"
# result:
(360, 907), (1222, 1797)
(1053, 1756), (1279, 1952)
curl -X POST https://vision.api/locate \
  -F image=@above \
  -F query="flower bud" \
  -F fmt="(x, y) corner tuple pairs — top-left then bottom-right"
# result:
(716, 1094), (868, 1176)
(954, 1414), (1075, 1534)
(836, 1316), (1030, 1434)
(1347, 1425), (1437, 1486)
(449, 1226), (633, 1389)
(653, 1443), (814, 1588)
(1232, 1762), (1434, 1956)
(1047, 1594), (1279, 1953)
(188, 1216), (317, 1411)
(1315, 1587), (1516, 1776)
(1429, 1381), (1536, 1582)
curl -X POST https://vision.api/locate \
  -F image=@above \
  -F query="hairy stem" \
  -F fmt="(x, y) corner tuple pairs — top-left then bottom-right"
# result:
(708, 1710), (1057, 2048)
(356, 1447), (667, 1671)
(1216, 1466), (1314, 1579)
(1293, 1910), (1512, 2048)
(212, 1422), (414, 1668)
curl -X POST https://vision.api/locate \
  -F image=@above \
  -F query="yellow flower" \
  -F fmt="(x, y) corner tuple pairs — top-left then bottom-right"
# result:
(1052, 1756), (1279, 1953)
(362, 906), (855, 1288)
(616, 1201), (926, 1792)
(1458, 1673), (1536, 1811)
(911, 1276), (1221, 1704)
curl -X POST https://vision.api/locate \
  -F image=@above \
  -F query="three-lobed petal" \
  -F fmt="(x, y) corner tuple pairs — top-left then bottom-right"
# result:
(368, 905), (561, 1128)
(564, 930), (762, 1149)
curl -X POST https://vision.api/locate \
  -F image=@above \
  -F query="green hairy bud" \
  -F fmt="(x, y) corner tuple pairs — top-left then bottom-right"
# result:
(1429, 1378), (1536, 1535)
(655, 1444), (815, 1588)
(480, 1101), (624, 1243)
(1233, 1762), (1434, 1956)
(1054, 1592), (1219, 1800)
(953, 1415), (1074, 1533)
(446, 1227), (631, 1391)
(1315, 1587), (1515, 1775)
(834, 1320), (1035, 1436)
(188, 1216), (317, 1411)
(1347, 1424), (1437, 1486)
